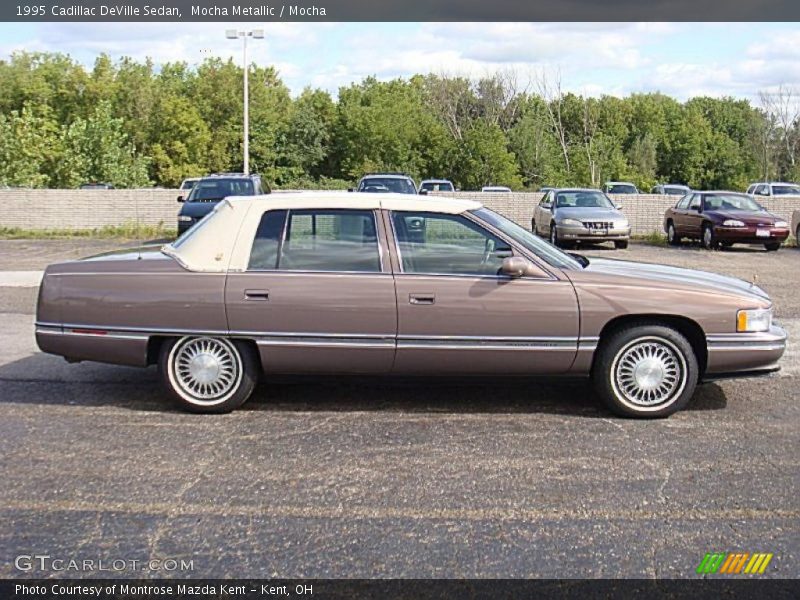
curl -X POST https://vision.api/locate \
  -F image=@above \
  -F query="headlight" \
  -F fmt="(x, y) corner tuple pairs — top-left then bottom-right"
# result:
(722, 219), (745, 227)
(561, 218), (583, 227)
(736, 308), (772, 332)
(177, 215), (193, 222)
(775, 220), (788, 228)
(615, 219), (629, 229)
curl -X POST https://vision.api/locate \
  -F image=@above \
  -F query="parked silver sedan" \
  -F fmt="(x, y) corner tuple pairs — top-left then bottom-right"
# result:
(532, 188), (631, 249)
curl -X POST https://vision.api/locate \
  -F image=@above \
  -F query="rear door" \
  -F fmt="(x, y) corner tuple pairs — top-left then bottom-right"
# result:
(225, 208), (397, 373)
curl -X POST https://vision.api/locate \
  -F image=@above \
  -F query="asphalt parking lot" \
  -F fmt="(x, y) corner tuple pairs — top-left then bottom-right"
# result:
(0, 238), (797, 579)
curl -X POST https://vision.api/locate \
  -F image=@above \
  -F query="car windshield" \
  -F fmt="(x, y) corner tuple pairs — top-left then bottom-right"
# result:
(703, 194), (764, 212)
(188, 178), (254, 202)
(472, 208), (584, 271)
(420, 181), (454, 192)
(607, 184), (637, 194)
(772, 185), (800, 195)
(181, 180), (198, 191)
(359, 177), (416, 194)
(555, 191), (614, 209)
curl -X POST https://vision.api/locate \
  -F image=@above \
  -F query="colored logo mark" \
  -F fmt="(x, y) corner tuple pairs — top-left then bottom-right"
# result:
(696, 552), (773, 575)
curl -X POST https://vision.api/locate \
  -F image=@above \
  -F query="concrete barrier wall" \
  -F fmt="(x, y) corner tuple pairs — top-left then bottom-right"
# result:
(436, 192), (800, 235)
(1, 188), (799, 235)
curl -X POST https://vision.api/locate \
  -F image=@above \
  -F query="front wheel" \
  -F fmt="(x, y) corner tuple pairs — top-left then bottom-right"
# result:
(701, 223), (718, 250)
(592, 324), (699, 418)
(159, 336), (259, 413)
(550, 223), (561, 247)
(614, 240), (629, 250)
(765, 242), (781, 252)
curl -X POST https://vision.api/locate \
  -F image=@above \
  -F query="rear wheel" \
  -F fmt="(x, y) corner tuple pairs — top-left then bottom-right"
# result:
(614, 240), (629, 250)
(531, 218), (536, 233)
(765, 242), (781, 252)
(592, 324), (698, 418)
(796, 225), (800, 247)
(701, 223), (718, 250)
(159, 336), (259, 413)
(666, 221), (681, 246)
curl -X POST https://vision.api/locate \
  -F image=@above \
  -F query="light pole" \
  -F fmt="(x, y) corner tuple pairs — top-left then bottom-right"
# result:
(226, 29), (264, 175)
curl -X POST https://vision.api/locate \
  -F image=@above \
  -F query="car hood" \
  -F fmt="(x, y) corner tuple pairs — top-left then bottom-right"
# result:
(555, 207), (623, 221)
(705, 210), (777, 224)
(582, 258), (770, 302)
(178, 200), (220, 218)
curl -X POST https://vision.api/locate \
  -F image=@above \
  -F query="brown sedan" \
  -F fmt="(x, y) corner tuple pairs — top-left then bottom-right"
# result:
(35, 193), (787, 418)
(664, 191), (790, 251)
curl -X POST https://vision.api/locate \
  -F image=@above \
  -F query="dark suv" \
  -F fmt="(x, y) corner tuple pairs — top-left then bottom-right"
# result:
(354, 173), (417, 194)
(177, 173), (267, 235)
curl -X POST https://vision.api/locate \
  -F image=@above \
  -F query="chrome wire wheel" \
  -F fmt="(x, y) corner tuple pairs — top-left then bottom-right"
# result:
(167, 337), (243, 406)
(667, 223), (676, 243)
(610, 336), (687, 410)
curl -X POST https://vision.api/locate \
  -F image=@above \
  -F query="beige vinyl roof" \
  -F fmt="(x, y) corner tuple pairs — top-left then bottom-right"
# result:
(162, 191), (483, 273)
(232, 190), (481, 213)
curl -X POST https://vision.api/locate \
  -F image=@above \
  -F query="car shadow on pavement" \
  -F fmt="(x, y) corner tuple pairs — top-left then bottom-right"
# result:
(0, 352), (728, 417)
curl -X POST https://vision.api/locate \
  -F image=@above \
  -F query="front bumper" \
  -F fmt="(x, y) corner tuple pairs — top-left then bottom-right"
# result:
(704, 323), (787, 377)
(558, 225), (631, 242)
(714, 226), (790, 244)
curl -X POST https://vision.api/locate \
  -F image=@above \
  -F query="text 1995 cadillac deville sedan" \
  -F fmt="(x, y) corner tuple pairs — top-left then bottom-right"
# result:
(36, 192), (787, 417)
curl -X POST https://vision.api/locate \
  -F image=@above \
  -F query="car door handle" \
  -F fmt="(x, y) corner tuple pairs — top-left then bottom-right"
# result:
(244, 289), (270, 301)
(409, 294), (435, 305)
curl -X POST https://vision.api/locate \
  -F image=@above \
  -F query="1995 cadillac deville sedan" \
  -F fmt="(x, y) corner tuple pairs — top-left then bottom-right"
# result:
(35, 192), (787, 417)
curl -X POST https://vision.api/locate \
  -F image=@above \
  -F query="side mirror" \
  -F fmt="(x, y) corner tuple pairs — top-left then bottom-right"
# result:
(615, 203), (623, 210)
(419, 189), (428, 195)
(176, 195), (185, 203)
(500, 256), (549, 279)
(694, 205), (703, 212)
(542, 203), (552, 210)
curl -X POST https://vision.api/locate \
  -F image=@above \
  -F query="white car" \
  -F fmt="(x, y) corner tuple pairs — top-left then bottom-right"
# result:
(481, 186), (512, 193)
(419, 179), (455, 194)
(746, 182), (800, 198)
(180, 178), (201, 192)
(603, 182), (639, 194)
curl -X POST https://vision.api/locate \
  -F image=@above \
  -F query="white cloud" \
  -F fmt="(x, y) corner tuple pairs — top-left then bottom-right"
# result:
(3, 22), (800, 102)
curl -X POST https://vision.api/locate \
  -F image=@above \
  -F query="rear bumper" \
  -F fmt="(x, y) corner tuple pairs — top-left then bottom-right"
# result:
(705, 324), (787, 376)
(35, 323), (149, 367)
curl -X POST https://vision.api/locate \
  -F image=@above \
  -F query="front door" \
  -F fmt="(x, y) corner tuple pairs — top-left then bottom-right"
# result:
(387, 210), (580, 375)
(684, 193), (704, 238)
(225, 208), (397, 373)
(534, 191), (554, 235)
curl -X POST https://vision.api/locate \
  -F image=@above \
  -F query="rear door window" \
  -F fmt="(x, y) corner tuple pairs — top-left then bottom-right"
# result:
(279, 210), (381, 272)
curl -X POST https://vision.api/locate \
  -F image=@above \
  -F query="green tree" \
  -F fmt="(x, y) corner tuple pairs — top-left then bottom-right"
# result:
(63, 100), (150, 187)
(0, 103), (62, 187)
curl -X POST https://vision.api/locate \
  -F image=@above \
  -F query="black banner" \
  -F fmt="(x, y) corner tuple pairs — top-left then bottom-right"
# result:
(3, 579), (800, 600)
(2, 0), (800, 22)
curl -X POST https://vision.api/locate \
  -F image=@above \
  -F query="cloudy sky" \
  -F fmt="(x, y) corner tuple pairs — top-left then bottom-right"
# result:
(1, 22), (798, 100)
